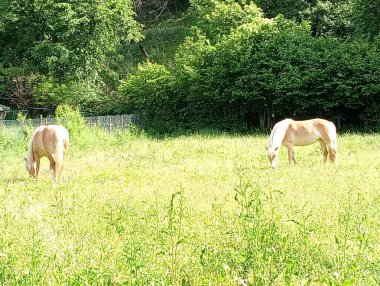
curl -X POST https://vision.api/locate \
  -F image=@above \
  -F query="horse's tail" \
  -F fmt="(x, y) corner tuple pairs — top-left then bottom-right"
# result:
(328, 121), (338, 151)
(63, 131), (70, 152)
(327, 121), (338, 163)
(54, 127), (69, 164)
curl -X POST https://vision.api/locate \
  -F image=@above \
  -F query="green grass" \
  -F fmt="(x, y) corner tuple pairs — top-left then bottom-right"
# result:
(0, 127), (379, 285)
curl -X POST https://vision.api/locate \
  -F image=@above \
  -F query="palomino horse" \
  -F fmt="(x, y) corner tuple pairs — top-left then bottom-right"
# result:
(267, 118), (337, 168)
(26, 125), (70, 182)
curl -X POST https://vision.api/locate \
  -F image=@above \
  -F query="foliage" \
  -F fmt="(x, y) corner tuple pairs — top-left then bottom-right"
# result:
(254, 0), (315, 21)
(1, 0), (379, 132)
(120, 15), (195, 78)
(307, 0), (354, 37)
(118, 62), (178, 131)
(254, 0), (379, 39)
(55, 104), (86, 138)
(254, 0), (354, 37)
(35, 79), (104, 115)
(189, 0), (264, 42)
(0, 0), (142, 81)
(0, 0), (142, 109)
(352, 0), (380, 39)
(0, 64), (38, 109)
(16, 111), (34, 141)
(133, 0), (190, 24)
(118, 1), (380, 131)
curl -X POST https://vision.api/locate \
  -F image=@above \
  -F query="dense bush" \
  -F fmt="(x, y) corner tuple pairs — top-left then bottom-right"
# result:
(55, 104), (86, 138)
(118, 2), (380, 132)
(117, 62), (175, 131)
(35, 79), (106, 115)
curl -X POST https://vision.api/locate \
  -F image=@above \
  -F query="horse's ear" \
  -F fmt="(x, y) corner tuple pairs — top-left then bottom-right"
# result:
(274, 147), (279, 151)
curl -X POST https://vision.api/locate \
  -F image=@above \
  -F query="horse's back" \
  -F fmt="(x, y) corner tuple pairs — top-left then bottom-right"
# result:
(284, 118), (336, 146)
(43, 125), (69, 139)
(47, 125), (70, 152)
(312, 119), (337, 143)
(33, 125), (69, 156)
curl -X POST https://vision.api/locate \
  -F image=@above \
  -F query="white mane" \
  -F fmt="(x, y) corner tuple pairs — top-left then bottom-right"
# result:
(267, 119), (293, 151)
(25, 127), (43, 169)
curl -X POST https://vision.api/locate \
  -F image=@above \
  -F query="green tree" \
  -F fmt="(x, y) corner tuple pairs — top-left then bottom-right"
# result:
(254, 0), (316, 21)
(352, 0), (380, 39)
(189, 0), (264, 42)
(254, 0), (354, 37)
(133, 0), (190, 24)
(119, 1), (380, 131)
(0, 0), (142, 109)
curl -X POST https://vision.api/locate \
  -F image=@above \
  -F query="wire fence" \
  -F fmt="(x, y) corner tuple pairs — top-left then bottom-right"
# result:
(0, 114), (140, 132)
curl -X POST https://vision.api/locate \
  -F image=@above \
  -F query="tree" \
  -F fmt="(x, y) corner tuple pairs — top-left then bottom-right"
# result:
(254, 0), (354, 37)
(0, 0), (142, 109)
(119, 1), (380, 131)
(133, 0), (190, 24)
(352, 0), (380, 39)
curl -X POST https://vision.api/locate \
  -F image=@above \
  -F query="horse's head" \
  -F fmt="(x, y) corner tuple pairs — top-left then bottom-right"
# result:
(267, 146), (279, 168)
(25, 158), (37, 177)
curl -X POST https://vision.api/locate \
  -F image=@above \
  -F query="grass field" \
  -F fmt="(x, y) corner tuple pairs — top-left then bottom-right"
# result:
(0, 127), (379, 285)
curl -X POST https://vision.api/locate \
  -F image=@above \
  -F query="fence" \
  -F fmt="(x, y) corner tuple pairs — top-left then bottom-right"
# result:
(0, 114), (140, 132)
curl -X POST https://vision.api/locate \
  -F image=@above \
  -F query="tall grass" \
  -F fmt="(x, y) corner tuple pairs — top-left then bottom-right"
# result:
(0, 127), (379, 285)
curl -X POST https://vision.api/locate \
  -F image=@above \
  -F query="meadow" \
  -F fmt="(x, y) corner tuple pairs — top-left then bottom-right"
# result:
(0, 126), (379, 285)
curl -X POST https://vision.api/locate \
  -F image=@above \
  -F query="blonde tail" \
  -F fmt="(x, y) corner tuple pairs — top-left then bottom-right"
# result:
(328, 121), (338, 163)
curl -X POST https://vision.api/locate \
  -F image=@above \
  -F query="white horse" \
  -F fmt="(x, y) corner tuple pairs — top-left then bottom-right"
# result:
(26, 125), (70, 182)
(267, 118), (337, 168)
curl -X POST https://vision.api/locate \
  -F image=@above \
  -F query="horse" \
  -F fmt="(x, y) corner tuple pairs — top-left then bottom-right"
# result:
(25, 125), (70, 182)
(267, 118), (337, 168)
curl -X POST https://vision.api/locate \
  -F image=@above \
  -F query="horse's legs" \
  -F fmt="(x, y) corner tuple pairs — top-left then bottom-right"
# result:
(291, 149), (296, 164)
(287, 147), (296, 165)
(35, 156), (41, 177)
(327, 144), (338, 163)
(319, 140), (328, 163)
(52, 152), (64, 182)
(55, 163), (63, 182)
(48, 156), (58, 182)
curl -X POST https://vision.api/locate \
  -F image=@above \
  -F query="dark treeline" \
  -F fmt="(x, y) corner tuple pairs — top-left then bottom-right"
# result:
(1, 0), (379, 131)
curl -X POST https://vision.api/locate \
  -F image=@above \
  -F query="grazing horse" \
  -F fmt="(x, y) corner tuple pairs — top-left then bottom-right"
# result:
(267, 118), (337, 168)
(26, 125), (70, 182)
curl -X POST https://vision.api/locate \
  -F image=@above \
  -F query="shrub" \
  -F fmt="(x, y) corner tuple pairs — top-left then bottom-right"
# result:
(35, 79), (104, 115)
(119, 2), (380, 132)
(55, 104), (86, 138)
(118, 62), (178, 132)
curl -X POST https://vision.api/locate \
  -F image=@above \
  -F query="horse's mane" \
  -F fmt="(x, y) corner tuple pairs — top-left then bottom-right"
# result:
(26, 126), (45, 166)
(26, 130), (36, 167)
(268, 119), (292, 149)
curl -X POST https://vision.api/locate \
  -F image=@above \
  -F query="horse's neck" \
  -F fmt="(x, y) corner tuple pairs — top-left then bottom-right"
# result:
(26, 135), (35, 165)
(269, 121), (290, 149)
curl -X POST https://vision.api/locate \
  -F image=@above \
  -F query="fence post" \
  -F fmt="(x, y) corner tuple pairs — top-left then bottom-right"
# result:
(40, 115), (43, 125)
(121, 114), (124, 129)
(108, 115), (111, 132)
